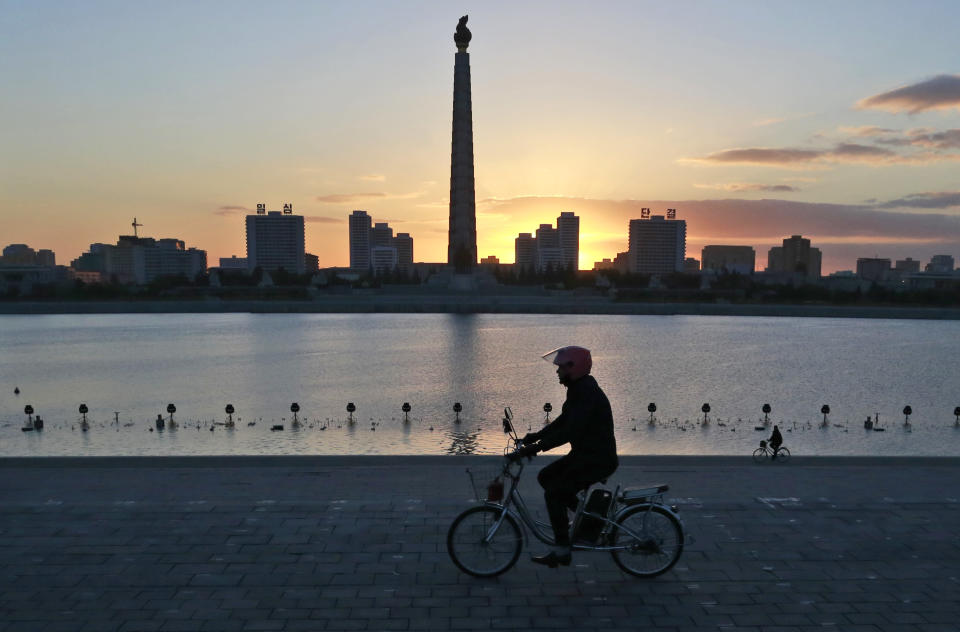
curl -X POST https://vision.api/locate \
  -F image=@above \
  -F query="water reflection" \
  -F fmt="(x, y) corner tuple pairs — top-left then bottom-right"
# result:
(4, 313), (960, 456)
(445, 427), (480, 455)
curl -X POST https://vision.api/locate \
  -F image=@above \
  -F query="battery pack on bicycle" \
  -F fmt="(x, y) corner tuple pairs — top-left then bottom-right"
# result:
(571, 488), (613, 544)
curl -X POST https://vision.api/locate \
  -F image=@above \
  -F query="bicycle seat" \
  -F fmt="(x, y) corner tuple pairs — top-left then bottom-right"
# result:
(620, 484), (669, 504)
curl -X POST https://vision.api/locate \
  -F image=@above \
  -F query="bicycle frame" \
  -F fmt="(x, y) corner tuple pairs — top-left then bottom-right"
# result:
(478, 457), (677, 553)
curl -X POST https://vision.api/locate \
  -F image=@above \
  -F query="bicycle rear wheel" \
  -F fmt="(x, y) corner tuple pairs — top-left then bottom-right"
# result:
(447, 506), (522, 577)
(609, 504), (683, 577)
(775, 447), (791, 463)
(752, 447), (767, 463)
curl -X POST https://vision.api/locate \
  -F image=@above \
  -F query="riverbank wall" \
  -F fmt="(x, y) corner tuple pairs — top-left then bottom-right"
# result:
(4, 297), (960, 319)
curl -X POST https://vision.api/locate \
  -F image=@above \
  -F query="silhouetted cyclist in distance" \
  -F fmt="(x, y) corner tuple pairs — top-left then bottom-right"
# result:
(769, 424), (783, 460)
(509, 346), (618, 568)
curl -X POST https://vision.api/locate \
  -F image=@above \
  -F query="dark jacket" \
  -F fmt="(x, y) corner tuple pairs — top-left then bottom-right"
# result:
(530, 375), (618, 469)
(770, 427), (783, 448)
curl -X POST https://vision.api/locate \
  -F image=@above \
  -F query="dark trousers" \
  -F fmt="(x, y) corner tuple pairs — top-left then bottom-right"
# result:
(537, 454), (616, 547)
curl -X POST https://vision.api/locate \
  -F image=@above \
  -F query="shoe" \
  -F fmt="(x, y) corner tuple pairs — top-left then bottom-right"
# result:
(530, 550), (572, 568)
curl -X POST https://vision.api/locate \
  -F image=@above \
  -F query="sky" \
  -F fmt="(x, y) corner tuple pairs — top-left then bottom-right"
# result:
(2, 0), (959, 273)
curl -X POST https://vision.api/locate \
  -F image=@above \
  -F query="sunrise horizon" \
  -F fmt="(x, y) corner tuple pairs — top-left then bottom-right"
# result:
(3, 2), (959, 273)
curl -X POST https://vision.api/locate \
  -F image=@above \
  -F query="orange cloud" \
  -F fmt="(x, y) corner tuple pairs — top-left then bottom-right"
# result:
(688, 147), (823, 167)
(837, 126), (897, 137)
(695, 183), (799, 193)
(476, 195), (960, 273)
(686, 143), (955, 168)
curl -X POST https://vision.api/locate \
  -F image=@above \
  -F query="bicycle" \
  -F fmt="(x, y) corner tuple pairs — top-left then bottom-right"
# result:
(446, 407), (687, 578)
(753, 439), (790, 463)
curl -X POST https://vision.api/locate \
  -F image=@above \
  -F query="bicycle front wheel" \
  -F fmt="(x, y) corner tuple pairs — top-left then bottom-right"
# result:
(752, 447), (767, 463)
(447, 506), (522, 577)
(775, 447), (791, 463)
(610, 504), (684, 578)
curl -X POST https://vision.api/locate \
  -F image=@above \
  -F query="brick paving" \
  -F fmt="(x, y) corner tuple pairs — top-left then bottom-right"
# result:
(1, 455), (958, 631)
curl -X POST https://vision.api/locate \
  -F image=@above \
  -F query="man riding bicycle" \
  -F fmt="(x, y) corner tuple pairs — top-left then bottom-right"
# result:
(769, 424), (783, 461)
(510, 346), (619, 568)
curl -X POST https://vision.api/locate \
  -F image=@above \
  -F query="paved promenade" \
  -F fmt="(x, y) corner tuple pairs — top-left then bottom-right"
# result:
(1, 456), (958, 632)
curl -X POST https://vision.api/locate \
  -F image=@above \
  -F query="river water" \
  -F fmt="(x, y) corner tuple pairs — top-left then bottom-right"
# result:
(2, 313), (958, 456)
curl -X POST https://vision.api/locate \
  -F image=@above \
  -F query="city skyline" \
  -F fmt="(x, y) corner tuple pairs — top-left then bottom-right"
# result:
(2, 2), (960, 271)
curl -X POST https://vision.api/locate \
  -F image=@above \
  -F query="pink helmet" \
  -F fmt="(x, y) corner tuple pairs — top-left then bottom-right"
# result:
(542, 346), (592, 381)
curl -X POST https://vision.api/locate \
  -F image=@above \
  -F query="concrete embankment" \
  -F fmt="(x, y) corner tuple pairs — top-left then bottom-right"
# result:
(3, 297), (960, 319)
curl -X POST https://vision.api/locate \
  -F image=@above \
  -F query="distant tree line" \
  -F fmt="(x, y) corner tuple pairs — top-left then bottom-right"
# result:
(4, 266), (959, 307)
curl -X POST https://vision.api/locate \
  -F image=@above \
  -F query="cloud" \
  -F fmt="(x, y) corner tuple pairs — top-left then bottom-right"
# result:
(753, 117), (786, 127)
(214, 205), (249, 216)
(690, 147), (823, 166)
(838, 126), (897, 137)
(753, 113), (814, 127)
(687, 142), (953, 167)
(827, 143), (899, 162)
(695, 183), (799, 193)
(358, 174), (386, 182)
(316, 190), (426, 204)
(304, 216), (345, 223)
(871, 127), (960, 150)
(904, 129), (960, 150)
(484, 195), (960, 242)
(857, 74), (960, 113)
(316, 193), (387, 203)
(478, 195), (960, 272)
(879, 191), (960, 210)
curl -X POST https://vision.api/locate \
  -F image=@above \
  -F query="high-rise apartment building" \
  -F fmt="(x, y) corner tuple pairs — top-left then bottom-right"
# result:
(394, 233), (413, 272)
(349, 210), (373, 270)
(856, 257), (891, 282)
(246, 205), (305, 274)
(515, 233), (536, 271)
(511, 212), (580, 273)
(894, 258), (921, 275)
(371, 223), (394, 248)
(628, 214), (686, 274)
(370, 246), (399, 275)
(926, 254), (955, 273)
(766, 235), (821, 279)
(2, 244), (56, 267)
(347, 211), (413, 275)
(73, 235), (206, 284)
(557, 212), (580, 271)
(535, 224), (563, 272)
(702, 245), (756, 274)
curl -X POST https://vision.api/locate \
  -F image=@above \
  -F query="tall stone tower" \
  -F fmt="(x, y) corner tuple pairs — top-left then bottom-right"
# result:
(447, 15), (477, 271)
